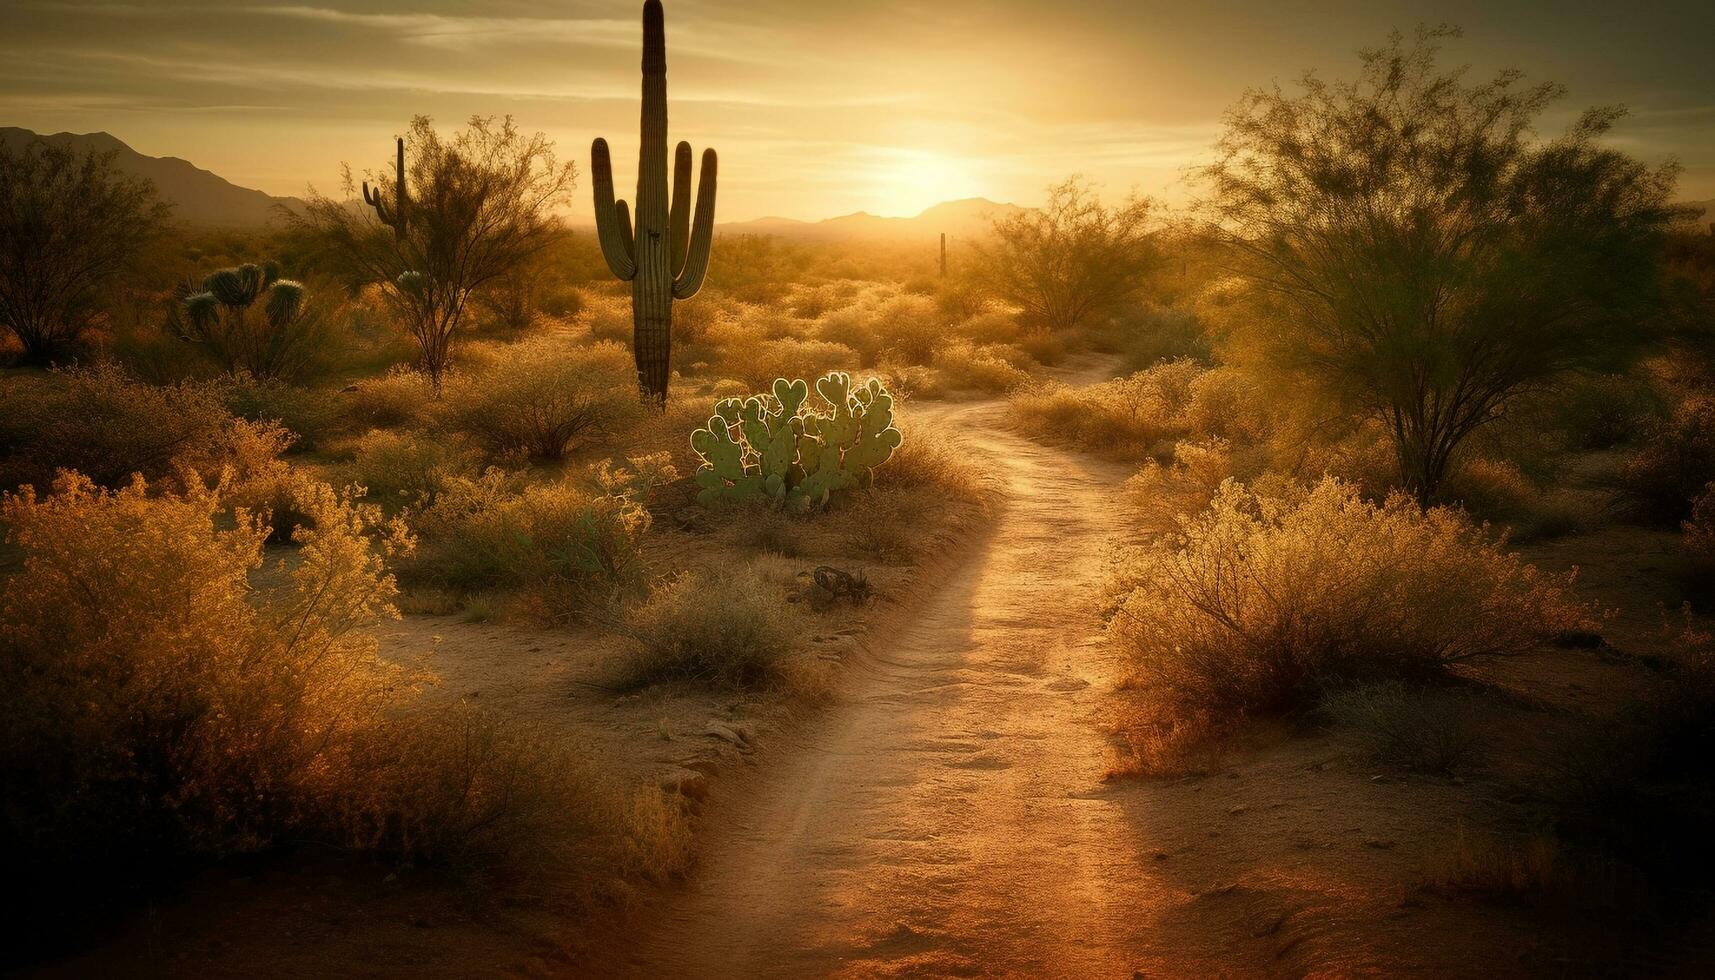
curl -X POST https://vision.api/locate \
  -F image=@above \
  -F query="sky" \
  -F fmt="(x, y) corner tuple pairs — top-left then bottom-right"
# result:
(1, 1), (1712, 222)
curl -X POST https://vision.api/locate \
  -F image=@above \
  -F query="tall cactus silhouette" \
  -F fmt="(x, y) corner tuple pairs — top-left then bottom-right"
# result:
(362, 137), (407, 240)
(592, 0), (717, 405)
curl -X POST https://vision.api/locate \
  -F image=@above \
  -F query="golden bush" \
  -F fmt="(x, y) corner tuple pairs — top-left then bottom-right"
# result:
(0, 362), (238, 488)
(439, 338), (642, 460)
(1, 474), (410, 875)
(1108, 477), (1591, 719)
(346, 428), (480, 512)
(1010, 359), (1206, 458)
(408, 467), (655, 612)
(932, 340), (1032, 393)
(345, 365), (435, 428)
(622, 562), (802, 689)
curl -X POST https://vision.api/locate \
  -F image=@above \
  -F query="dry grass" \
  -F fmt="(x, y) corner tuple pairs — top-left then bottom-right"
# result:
(621, 560), (804, 690)
(345, 428), (480, 513)
(1108, 478), (1592, 725)
(405, 467), (655, 617)
(1321, 680), (1482, 775)
(1010, 359), (1206, 458)
(438, 338), (641, 460)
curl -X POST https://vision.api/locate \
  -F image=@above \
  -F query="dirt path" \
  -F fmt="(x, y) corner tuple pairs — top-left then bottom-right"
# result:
(613, 384), (1180, 977)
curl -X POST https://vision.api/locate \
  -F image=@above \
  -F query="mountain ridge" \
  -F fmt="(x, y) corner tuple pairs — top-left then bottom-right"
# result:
(0, 127), (304, 228)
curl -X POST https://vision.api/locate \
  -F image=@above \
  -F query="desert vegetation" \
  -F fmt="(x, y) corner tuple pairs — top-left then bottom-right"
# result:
(2, 4), (1714, 976)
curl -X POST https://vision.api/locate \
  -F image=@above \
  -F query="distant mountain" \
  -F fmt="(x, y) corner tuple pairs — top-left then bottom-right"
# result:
(719, 197), (1028, 242)
(0, 127), (303, 228)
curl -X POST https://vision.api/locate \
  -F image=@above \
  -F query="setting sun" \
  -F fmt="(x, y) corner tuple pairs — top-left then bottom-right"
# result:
(864, 148), (986, 217)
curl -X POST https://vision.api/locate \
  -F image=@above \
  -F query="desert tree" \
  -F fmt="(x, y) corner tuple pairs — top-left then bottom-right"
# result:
(1203, 26), (1683, 503)
(0, 139), (166, 360)
(294, 116), (576, 390)
(975, 177), (1160, 333)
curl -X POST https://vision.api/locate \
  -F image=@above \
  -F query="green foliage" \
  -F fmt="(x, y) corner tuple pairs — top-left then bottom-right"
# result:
(689, 372), (902, 511)
(176, 260), (330, 380)
(0, 137), (167, 360)
(1205, 26), (1682, 502)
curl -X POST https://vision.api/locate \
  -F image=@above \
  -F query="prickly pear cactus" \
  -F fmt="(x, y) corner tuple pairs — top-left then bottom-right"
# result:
(690, 404), (761, 505)
(687, 373), (900, 511)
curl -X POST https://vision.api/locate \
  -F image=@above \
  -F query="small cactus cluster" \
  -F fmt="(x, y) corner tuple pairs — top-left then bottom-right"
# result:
(179, 261), (312, 378)
(691, 372), (903, 511)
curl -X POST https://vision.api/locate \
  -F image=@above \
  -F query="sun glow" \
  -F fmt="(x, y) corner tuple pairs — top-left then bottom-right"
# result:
(865, 148), (984, 217)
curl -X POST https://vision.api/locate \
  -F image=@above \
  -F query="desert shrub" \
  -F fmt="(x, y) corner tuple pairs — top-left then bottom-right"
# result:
(346, 429), (480, 512)
(0, 362), (254, 489)
(580, 293), (635, 345)
(931, 340), (1032, 393)
(1321, 680), (1481, 775)
(1107, 477), (1590, 722)
(0, 473), (657, 949)
(408, 466), (655, 613)
(1124, 438), (1236, 534)
(1184, 366), (1270, 444)
(1438, 456), (1587, 541)
(877, 426), (990, 508)
(222, 374), (342, 452)
(621, 563), (800, 689)
(345, 366), (434, 428)
(1549, 372), (1666, 450)
(724, 337), (859, 390)
(955, 308), (1021, 345)
(818, 289), (944, 365)
(175, 264), (337, 381)
(537, 282), (584, 320)
(1614, 394), (1715, 525)
(1010, 360), (1204, 458)
(439, 339), (641, 460)
(0, 475), (408, 918)
(1686, 483), (1715, 566)
(1017, 330), (1067, 366)
(1105, 304), (1212, 370)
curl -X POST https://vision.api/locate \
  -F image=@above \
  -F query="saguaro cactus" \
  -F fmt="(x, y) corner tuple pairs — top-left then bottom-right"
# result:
(592, 0), (718, 405)
(362, 137), (407, 240)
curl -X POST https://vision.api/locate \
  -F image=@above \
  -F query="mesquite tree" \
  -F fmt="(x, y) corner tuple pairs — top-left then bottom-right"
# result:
(295, 116), (576, 391)
(591, 0), (718, 405)
(974, 177), (1158, 334)
(1204, 27), (1682, 504)
(0, 139), (165, 360)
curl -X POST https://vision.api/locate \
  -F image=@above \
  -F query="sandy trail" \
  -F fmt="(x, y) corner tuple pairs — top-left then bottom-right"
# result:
(618, 385), (1176, 978)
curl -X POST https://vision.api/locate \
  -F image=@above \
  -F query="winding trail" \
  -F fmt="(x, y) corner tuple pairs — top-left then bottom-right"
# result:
(618, 386), (1177, 977)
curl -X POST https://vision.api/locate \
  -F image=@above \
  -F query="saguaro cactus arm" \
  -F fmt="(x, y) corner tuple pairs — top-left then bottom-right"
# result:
(669, 142), (693, 276)
(672, 148), (718, 300)
(591, 138), (638, 281)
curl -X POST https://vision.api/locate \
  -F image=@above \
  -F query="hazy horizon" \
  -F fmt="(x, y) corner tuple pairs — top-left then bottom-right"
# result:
(2, 0), (1713, 223)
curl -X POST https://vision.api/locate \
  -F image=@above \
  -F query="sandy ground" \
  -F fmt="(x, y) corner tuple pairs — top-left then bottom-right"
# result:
(585, 364), (1714, 978)
(30, 358), (1715, 978)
